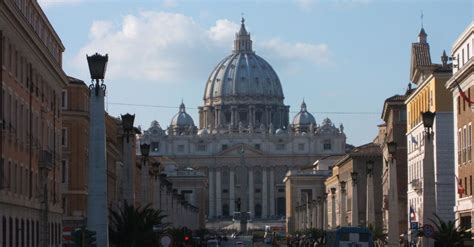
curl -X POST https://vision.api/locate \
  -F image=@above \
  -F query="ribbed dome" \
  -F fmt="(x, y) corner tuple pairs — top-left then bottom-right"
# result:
(292, 101), (316, 126)
(170, 102), (195, 127)
(203, 18), (284, 105)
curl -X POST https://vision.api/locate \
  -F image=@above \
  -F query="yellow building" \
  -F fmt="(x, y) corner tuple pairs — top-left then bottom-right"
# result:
(405, 27), (454, 236)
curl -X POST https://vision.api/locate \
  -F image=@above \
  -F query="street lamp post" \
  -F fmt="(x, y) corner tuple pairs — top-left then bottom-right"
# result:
(151, 162), (162, 210)
(366, 160), (375, 227)
(339, 180), (347, 227)
(351, 172), (358, 227)
(121, 113), (135, 205)
(140, 143), (150, 206)
(422, 111), (436, 247)
(387, 141), (399, 247)
(86, 52), (109, 247)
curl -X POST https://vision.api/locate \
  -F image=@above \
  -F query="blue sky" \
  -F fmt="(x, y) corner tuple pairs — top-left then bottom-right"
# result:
(39, 0), (473, 146)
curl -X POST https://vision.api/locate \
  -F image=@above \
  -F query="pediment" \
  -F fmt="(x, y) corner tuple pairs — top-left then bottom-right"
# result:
(216, 144), (264, 156)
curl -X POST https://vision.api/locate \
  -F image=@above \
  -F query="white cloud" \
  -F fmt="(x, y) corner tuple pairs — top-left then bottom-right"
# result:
(162, 0), (178, 8)
(73, 11), (332, 83)
(295, 0), (371, 11)
(260, 38), (332, 66)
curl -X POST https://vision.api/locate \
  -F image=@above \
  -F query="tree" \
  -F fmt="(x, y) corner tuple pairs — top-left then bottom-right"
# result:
(368, 224), (386, 247)
(429, 213), (471, 247)
(109, 201), (168, 247)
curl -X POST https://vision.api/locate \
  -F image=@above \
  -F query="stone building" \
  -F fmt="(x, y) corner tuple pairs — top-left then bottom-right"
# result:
(405, 27), (454, 234)
(0, 0), (68, 246)
(139, 18), (347, 221)
(380, 92), (411, 241)
(324, 143), (383, 229)
(445, 21), (474, 234)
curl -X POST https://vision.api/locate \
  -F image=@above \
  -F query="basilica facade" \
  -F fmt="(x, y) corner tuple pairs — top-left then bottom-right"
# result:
(139, 19), (347, 220)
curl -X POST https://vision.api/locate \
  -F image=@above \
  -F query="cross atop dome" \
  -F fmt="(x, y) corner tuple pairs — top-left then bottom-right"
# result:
(234, 16), (253, 53)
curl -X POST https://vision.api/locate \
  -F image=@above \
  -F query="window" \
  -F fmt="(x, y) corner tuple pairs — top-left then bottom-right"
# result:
(61, 160), (67, 183)
(324, 140), (331, 150)
(298, 143), (305, 150)
(151, 142), (159, 152)
(177, 144), (185, 152)
(61, 90), (67, 109)
(399, 109), (406, 122)
(255, 189), (261, 193)
(468, 44), (471, 61)
(222, 144), (228, 151)
(469, 124), (472, 162)
(462, 49), (465, 66)
(254, 144), (260, 150)
(61, 128), (67, 146)
(276, 143), (285, 150)
(197, 144), (206, 152)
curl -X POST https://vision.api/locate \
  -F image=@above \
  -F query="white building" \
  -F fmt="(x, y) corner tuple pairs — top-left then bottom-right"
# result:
(139, 18), (347, 221)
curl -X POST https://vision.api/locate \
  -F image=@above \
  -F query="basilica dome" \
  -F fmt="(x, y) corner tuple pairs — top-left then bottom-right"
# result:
(170, 102), (195, 127)
(203, 18), (284, 105)
(292, 101), (316, 126)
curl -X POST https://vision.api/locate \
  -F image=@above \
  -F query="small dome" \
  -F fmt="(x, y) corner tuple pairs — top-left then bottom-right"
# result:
(170, 102), (195, 127)
(292, 100), (316, 126)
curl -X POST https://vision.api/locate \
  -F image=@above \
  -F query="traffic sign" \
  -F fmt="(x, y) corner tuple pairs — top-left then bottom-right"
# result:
(423, 224), (435, 238)
(160, 234), (173, 247)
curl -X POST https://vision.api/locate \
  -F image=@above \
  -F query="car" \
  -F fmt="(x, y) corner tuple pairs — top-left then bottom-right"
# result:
(207, 239), (219, 247)
(235, 241), (244, 247)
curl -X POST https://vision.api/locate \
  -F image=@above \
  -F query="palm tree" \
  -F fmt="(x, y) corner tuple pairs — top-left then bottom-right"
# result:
(368, 224), (386, 247)
(429, 213), (471, 247)
(109, 201), (168, 247)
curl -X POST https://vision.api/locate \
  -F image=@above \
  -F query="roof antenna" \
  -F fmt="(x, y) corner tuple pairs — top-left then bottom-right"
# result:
(421, 10), (424, 29)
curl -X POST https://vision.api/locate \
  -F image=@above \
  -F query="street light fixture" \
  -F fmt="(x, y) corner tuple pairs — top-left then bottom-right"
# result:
(387, 141), (397, 157)
(121, 113), (135, 143)
(366, 160), (374, 175)
(421, 111), (436, 137)
(340, 180), (346, 193)
(140, 143), (151, 159)
(330, 187), (336, 195)
(86, 53), (108, 95)
(351, 172), (358, 184)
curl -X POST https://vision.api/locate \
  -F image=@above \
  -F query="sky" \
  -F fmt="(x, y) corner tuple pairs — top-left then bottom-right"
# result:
(38, 0), (473, 146)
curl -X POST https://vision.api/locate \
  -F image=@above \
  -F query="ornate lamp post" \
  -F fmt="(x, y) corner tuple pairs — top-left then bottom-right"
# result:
(121, 113), (135, 205)
(351, 172), (358, 227)
(422, 111), (436, 247)
(366, 160), (375, 227)
(387, 141), (399, 246)
(140, 143), (150, 205)
(86, 52), (109, 247)
(330, 187), (337, 228)
(339, 180), (347, 227)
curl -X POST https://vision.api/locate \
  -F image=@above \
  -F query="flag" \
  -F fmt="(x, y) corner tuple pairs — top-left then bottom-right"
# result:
(409, 205), (417, 222)
(455, 175), (465, 195)
(456, 81), (474, 104)
(411, 135), (418, 145)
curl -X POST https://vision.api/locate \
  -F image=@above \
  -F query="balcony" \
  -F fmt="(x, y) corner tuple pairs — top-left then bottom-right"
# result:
(455, 196), (472, 212)
(38, 150), (53, 170)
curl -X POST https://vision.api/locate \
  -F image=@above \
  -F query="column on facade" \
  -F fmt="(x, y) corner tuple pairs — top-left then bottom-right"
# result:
(331, 188), (336, 228)
(262, 168), (268, 218)
(269, 168), (275, 217)
(388, 158), (399, 246)
(215, 169), (222, 217)
(323, 193), (328, 230)
(316, 197), (322, 229)
(312, 200), (317, 229)
(339, 181), (346, 227)
(229, 168), (235, 215)
(153, 177), (161, 211)
(294, 206), (299, 231)
(351, 174), (359, 227)
(141, 161), (148, 206)
(367, 167), (375, 227)
(208, 169), (215, 218)
(248, 168), (255, 218)
(231, 106), (237, 127)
